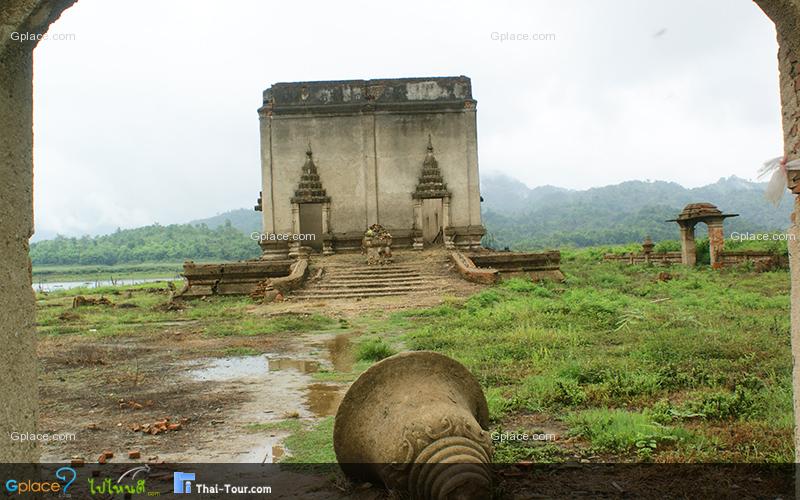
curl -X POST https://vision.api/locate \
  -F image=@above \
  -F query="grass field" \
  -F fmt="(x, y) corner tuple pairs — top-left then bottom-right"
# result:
(392, 251), (793, 463)
(36, 247), (794, 464)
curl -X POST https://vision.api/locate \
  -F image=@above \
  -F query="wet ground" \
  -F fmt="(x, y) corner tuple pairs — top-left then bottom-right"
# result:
(33, 253), (485, 497)
(38, 327), (354, 465)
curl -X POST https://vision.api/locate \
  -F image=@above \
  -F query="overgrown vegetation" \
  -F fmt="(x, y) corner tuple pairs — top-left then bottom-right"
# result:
(400, 251), (792, 462)
(35, 244), (793, 463)
(354, 337), (396, 362)
(35, 284), (337, 339)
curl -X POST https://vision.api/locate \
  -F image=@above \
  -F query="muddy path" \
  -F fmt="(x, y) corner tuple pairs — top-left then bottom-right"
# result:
(38, 323), (356, 465)
(34, 266), (483, 497)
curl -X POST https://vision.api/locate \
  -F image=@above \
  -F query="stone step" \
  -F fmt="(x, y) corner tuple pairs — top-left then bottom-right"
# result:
(308, 281), (427, 290)
(299, 284), (428, 294)
(324, 275), (423, 282)
(292, 290), (420, 300)
(318, 276), (433, 285)
(327, 265), (422, 271)
(325, 269), (424, 277)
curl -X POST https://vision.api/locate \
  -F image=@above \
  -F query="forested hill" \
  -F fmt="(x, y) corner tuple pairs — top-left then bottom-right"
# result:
(480, 175), (795, 250)
(30, 222), (260, 266)
(188, 208), (261, 234)
(30, 175), (795, 265)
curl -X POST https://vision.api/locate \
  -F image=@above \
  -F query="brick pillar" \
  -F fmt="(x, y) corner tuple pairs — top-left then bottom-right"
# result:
(707, 220), (726, 268)
(679, 224), (696, 266)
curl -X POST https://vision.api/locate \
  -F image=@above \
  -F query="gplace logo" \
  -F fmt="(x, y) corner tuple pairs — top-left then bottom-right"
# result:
(4, 466), (77, 495)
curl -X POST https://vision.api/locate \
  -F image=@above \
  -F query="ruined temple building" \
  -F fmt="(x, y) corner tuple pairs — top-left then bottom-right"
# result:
(178, 76), (563, 298)
(253, 76), (485, 259)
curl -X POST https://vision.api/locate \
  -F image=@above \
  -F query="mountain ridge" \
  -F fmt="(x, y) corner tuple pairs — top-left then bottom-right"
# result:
(30, 174), (794, 262)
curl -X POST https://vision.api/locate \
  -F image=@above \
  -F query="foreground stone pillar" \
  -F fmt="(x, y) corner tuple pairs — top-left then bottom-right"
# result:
(790, 198), (800, 461)
(755, 0), (800, 462)
(0, 35), (38, 464)
(0, 0), (79, 462)
(678, 224), (696, 266)
(334, 351), (492, 499)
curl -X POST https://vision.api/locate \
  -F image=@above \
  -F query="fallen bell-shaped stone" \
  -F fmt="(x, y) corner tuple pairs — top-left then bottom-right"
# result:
(334, 351), (493, 499)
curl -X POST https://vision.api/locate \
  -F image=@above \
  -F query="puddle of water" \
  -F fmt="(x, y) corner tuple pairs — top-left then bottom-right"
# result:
(187, 355), (321, 381)
(269, 358), (319, 373)
(187, 355), (269, 381)
(305, 383), (345, 417)
(181, 345), (349, 461)
(325, 333), (355, 372)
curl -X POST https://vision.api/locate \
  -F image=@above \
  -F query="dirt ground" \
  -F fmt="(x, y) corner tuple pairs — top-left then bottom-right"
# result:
(35, 254), (793, 499)
(35, 255), (485, 498)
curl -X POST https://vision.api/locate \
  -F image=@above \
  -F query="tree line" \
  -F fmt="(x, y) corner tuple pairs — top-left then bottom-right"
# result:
(30, 221), (261, 266)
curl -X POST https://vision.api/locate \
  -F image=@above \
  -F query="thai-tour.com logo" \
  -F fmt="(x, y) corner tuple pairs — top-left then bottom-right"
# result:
(174, 472), (195, 494)
(4, 466), (77, 495)
(173, 471), (272, 495)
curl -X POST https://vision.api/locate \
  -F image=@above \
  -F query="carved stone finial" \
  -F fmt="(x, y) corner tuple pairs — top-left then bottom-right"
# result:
(334, 351), (493, 499)
(427, 133), (433, 152)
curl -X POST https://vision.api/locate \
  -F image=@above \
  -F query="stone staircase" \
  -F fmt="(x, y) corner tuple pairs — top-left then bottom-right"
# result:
(291, 255), (453, 300)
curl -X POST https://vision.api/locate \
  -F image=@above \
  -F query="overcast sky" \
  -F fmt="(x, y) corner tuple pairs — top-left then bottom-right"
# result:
(31, 0), (783, 239)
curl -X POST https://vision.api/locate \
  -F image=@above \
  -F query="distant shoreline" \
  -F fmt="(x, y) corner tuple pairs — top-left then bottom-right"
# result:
(32, 262), (184, 283)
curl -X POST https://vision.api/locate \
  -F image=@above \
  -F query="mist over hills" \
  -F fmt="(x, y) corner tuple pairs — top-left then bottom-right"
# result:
(30, 174), (795, 265)
(186, 174), (792, 250)
(479, 175), (794, 249)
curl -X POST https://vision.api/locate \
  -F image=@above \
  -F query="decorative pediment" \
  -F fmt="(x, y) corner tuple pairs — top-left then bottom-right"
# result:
(291, 145), (331, 204)
(412, 135), (451, 199)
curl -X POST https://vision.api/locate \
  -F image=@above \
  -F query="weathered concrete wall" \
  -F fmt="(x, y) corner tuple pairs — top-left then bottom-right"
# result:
(257, 77), (483, 246)
(374, 111), (475, 229)
(269, 114), (368, 234)
(0, 0), (77, 463)
(756, 0), (800, 461)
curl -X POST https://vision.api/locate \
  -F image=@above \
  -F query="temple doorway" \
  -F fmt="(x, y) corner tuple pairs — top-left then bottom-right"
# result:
(422, 198), (443, 244)
(299, 203), (323, 251)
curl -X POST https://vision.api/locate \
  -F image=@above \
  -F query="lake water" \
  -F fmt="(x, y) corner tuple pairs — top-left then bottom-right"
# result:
(33, 277), (180, 293)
